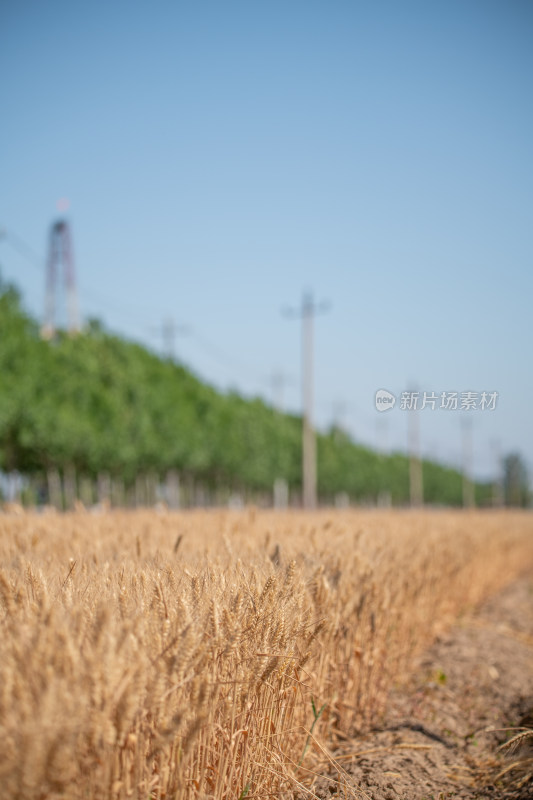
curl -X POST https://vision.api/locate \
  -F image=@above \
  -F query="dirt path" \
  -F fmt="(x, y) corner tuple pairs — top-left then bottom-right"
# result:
(312, 574), (533, 800)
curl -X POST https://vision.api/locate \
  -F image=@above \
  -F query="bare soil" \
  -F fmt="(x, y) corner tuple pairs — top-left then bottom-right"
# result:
(312, 574), (533, 800)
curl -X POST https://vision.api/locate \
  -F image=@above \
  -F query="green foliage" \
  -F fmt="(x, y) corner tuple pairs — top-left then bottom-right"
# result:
(299, 697), (326, 766)
(502, 452), (531, 507)
(0, 276), (486, 504)
(422, 461), (463, 506)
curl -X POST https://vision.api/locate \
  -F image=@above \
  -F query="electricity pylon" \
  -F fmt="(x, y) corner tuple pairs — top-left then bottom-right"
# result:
(42, 219), (80, 338)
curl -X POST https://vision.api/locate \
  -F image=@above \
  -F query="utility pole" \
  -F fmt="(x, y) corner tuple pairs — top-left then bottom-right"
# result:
(490, 438), (504, 508)
(268, 369), (292, 510)
(283, 291), (329, 509)
(375, 417), (389, 454)
(461, 417), (475, 508)
(269, 369), (291, 412)
(151, 317), (189, 361)
(332, 399), (347, 431)
(376, 416), (392, 508)
(408, 394), (423, 507)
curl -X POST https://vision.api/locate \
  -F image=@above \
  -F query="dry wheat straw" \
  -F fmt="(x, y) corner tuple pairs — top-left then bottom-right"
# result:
(0, 509), (531, 799)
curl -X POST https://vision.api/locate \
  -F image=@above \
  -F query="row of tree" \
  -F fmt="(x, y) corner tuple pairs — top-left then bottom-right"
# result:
(0, 276), (525, 507)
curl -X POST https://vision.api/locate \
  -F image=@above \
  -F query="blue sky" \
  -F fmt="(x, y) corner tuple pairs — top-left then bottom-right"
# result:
(1, 0), (532, 480)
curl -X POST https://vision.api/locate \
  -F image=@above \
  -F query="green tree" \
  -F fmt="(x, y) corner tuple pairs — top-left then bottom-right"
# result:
(0, 274), (493, 507)
(502, 453), (530, 507)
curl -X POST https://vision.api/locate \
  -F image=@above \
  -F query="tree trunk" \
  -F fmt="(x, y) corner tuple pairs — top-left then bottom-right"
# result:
(165, 469), (180, 509)
(273, 477), (289, 509)
(79, 476), (95, 508)
(97, 472), (111, 507)
(63, 463), (77, 510)
(47, 468), (63, 509)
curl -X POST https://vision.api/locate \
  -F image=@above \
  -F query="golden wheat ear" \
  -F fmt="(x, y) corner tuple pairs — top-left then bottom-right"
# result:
(498, 728), (533, 754)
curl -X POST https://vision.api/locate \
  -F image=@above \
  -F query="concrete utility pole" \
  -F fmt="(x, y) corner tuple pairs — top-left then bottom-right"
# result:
(151, 318), (189, 360)
(332, 399), (347, 430)
(375, 417), (389, 454)
(283, 291), (329, 509)
(490, 438), (504, 508)
(408, 397), (423, 507)
(269, 369), (291, 412)
(462, 417), (475, 508)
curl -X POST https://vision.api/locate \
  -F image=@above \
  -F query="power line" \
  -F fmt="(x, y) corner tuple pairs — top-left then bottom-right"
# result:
(0, 224), (169, 326)
(0, 227), (43, 272)
(266, 369), (294, 412)
(149, 318), (190, 361)
(2, 226), (344, 437)
(187, 330), (266, 384)
(0, 226), (276, 391)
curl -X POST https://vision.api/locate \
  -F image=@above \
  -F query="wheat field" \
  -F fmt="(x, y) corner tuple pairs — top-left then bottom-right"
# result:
(0, 508), (532, 799)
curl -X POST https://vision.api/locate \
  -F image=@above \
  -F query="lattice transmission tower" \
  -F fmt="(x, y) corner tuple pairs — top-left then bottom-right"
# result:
(42, 219), (80, 338)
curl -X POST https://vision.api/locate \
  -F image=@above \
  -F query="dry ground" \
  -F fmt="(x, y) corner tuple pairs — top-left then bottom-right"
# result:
(311, 575), (533, 800)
